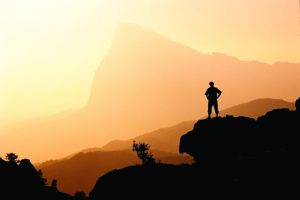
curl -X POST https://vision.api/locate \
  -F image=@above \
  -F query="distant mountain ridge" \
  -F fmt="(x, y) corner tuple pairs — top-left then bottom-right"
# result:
(99, 98), (294, 153)
(219, 98), (295, 118)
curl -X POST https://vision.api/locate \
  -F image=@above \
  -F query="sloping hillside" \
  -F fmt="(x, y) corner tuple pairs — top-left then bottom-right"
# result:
(100, 98), (294, 153)
(38, 150), (192, 195)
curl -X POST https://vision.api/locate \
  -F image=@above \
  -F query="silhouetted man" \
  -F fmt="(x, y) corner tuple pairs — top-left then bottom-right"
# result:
(205, 82), (222, 118)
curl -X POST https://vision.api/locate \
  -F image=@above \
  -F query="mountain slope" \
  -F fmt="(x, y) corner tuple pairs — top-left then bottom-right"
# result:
(219, 98), (295, 118)
(100, 121), (195, 153)
(37, 150), (192, 195)
(1, 23), (299, 162)
(99, 98), (294, 153)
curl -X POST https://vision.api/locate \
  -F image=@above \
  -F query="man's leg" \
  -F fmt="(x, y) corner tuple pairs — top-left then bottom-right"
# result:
(214, 101), (219, 117)
(208, 101), (212, 118)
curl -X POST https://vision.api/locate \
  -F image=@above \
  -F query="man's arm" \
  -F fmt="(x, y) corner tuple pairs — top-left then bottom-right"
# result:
(205, 89), (209, 99)
(217, 89), (222, 98)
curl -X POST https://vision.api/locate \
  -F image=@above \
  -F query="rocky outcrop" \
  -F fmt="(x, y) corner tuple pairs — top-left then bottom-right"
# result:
(180, 107), (298, 165)
(0, 158), (73, 200)
(179, 99), (299, 196)
(89, 164), (203, 199)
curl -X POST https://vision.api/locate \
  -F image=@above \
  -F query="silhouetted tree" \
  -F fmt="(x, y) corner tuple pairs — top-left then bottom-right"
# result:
(132, 141), (155, 165)
(37, 169), (47, 186)
(74, 191), (87, 199)
(5, 153), (20, 163)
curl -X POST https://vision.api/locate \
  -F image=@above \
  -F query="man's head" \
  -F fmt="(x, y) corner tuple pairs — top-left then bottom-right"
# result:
(209, 82), (214, 87)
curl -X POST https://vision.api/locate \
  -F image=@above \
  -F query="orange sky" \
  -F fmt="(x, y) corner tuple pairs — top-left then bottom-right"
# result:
(0, 0), (300, 129)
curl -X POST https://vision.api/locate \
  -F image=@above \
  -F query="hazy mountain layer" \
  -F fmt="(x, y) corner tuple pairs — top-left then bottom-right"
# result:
(1, 23), (299, 162)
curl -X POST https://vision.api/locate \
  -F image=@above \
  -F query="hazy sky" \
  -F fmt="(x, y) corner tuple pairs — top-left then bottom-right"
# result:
(0, 0), (299, 128)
